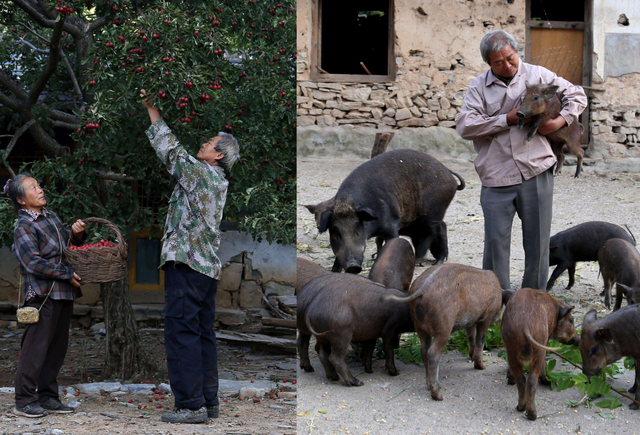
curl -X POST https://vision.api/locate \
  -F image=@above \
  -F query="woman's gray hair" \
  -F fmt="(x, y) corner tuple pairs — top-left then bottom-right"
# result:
(6, 173), (33, 215)
(480, 30), (520, 64)
(216, 132), (240, 172)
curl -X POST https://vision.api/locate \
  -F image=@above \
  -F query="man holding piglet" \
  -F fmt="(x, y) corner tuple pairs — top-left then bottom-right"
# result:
(141, 89), (240, 424)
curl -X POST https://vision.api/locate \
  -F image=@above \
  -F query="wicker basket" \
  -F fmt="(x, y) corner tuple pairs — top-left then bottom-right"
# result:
(64, 217), (128, 283)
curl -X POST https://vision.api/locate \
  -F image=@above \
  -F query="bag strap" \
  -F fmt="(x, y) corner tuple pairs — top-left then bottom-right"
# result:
(18, 215), (64, 312)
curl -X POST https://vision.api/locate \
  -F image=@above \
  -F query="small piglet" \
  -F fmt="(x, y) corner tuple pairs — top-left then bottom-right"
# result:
(597, 238), (640, 310)
(516, 81), (584, 178)
(501, 288), (579, 421)
(387, 264), (503, 400)
(297, 273), (372, 373)
(296, 257), (331, 295)
(302, 278), (414, 386)
(580, 305), (640, 410)
(368, 238), (415, 291)
(547, 221), (636, 290)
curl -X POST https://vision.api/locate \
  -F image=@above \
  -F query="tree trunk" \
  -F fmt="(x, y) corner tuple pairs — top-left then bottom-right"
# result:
(101, 274), (153, 380)
(370, 132), (395, 159)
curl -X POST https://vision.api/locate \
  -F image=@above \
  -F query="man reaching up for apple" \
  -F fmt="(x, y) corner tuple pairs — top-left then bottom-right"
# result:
(140, 89), (240, 424)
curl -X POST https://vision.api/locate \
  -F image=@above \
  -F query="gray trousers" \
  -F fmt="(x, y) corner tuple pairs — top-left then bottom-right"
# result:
(480, 168), (553, 290)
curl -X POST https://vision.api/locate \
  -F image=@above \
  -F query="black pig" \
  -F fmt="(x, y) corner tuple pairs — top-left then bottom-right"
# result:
(547, 221), (635, 290)
(368, 238), (415, 291)
(581, 305), (640, 410)
(318, 149), (464, 273)
(516, 81), (585, 178)
(597, 238), (640, 310)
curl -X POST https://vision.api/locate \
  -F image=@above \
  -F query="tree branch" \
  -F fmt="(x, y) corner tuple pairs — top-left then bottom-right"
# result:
(0, 89), (22, 112)
(25, 13), (66, 110)
(0, 69), (29, 101)
(15, 37), (49, 54)
(60, 50), (84, 107)
(87, 16), (107, 34)
(95, 171), (141, 182)
(12, 0), (57, 30)
(48, 109), (79, 124)
(3, 120), (36, 177)
(48, 119), (81, 130)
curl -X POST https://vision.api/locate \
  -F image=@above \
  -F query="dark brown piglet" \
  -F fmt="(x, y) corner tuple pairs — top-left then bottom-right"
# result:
(547, 221), (635, 290)
(297, 273), (372, 373)
(580, 305), (640, 409)
(501, 288), (579, 421)
(516, 81), (585, 178)
(368, 238), (415, 291)
(296, 257), (331, 295)
(303, 279), (414, 386)
(598, 238), (640, 311)
(387, 264), (503, 400)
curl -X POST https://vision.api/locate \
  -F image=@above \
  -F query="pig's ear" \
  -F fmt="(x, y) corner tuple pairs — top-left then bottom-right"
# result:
(543, 85), (560, 99)
(356, 208), (378, 222)
(558, 305), (574, 321)
(318, 209), (333, 233)
(525, 80), (531, 88)
(304, 204), (317, 214)
(582, 309), (598, 327)
(595, 327), (614, 343)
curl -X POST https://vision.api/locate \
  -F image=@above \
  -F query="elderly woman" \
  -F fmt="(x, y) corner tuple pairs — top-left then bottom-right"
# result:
(7, 173), (86, 418)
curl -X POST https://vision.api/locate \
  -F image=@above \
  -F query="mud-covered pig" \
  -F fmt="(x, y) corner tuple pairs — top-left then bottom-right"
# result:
(386, 264), (503, 400)
(547, 221), (636, 290)
(501, 288), (579, 420)
(597, 238), (640, 310)
(301, 278), (414, 385)
(516, 81), (585, 178)
(297, 273), (372, 373)
(368, 238), (415, 291)
(318, 149), (464, 273)
(581, 305), (640, 410)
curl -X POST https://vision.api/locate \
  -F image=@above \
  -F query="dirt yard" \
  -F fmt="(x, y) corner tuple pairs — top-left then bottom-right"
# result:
(0, 327), (297, 435)
(296, 154), (640, 435)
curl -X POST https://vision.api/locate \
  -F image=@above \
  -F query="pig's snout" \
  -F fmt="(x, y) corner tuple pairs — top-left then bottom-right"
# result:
(345, 262), (363, 274)
(568, 336), (580, 346)
(516, 111), (525, 129)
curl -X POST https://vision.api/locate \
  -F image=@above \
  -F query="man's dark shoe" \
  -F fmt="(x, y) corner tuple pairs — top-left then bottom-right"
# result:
(39, 397), (73, 414)
(161, 406), (208, 423)
(13, 402), (48, 418)
(207, 405), (219, 418)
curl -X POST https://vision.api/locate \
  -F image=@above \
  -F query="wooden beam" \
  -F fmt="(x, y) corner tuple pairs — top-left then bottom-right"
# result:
(371, 132), (395, 159)
(262, 317), (297, 328)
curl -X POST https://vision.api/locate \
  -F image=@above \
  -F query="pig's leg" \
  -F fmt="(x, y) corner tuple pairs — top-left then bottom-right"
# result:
(361, 339), (376, 374)
(416, 329), (432, 389)
(472, 321), (490, 370)
(317, 342), (339, 382)
(525, 354), (544, 421)
(382, 335), (399, 376)
(426, 335), (449, 401)
(614, 283), (626, 311)
(328, 338), (364, 387)
(506, 367), (516, 385)
(630, 369), (639, 410)
(466, 326), (477, 361)
(603, 274), (613, 310)
(297, 333), (314, 372)
(566, 264), (577, 290)
(554, 148), (565, 176)
(374, 237), (384, 258)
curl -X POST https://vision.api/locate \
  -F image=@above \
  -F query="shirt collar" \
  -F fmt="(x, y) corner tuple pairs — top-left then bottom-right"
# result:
(20, 208), (51, 221)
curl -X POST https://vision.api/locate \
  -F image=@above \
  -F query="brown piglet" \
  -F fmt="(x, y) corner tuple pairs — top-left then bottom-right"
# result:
(501, 288), (579, 421)
(296, 257), (331, 295)
(597, 238), (640, 311)
(386, 264), (504, 400)
(368, 238), (415, 291)
(516, 81), (584, 178)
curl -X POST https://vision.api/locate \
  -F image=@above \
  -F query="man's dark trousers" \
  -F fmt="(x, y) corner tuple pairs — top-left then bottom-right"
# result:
(480, 168), (554, 290)
(15, 297), (73, 407)
(164, 262), (219, 410)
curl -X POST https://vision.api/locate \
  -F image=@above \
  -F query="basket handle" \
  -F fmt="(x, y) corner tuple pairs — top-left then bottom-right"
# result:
(67, 217), (128, 261)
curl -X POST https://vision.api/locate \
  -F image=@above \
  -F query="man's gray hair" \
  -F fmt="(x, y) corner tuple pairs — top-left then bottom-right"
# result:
(480, 30), (519, 64)
(216, 132), (240, 172)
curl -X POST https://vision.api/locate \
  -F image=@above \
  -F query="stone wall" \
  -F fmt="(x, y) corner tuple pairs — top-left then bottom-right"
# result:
(0, 231), (296, 332)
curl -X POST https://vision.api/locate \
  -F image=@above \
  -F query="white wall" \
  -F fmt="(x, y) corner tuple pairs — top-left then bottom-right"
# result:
(593, 0), (640, 79)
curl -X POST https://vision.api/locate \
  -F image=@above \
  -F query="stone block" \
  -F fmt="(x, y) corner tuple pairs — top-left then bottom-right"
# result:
(216, 309), (246, 326)
(296, 109), (308, 116)
(346, 111), (370, 119)
(395, 108), (412, 121)
(440, 98), (451, 110)
(370, 90), (389, 101)
(607, 143), (629, 157)
(397, 117), (440, 128)
(73, 304), (91, 316)
(90, 306), (104, 320)
(296, 96), (310, 104)
(318, 83), (344, 91)
(78, 315), (92, 328)
(309, 108), (323, 116)
(364, 100), (385, 108)
(396, 96), (413, 109)
(317, 115), (336, 127)
(359, 106), (373, 112)
(623, 111), (636, 121)
(312, 100), (326, 109)
(628, 119), (640, 128)
(414, 96), (428, 107)
(384, 99), (398, 110)
(220, 263), (243, 291)
(331, 109), (346, 118)
(410, 107), (422, 117)
(437, 109), (448, 121)
(75, 284), (100, 306)
(439, 121), (456, 128)
(216, 290), (233, 309)
(381, 117), (397, 126)
(419, 76), (432, 86)
(428, 99), (441, 110)
(598, 133), (627, 143)
(371, 108), (384, 120)
(312, 90), (337, 101)
(240, 281), (264, 308)
(299, 81), (317, 89)
(384, 108), (396, 117)
(341, 87), (372, 102)
(297, 116), (316, 127)
(264, 282), (295, 297)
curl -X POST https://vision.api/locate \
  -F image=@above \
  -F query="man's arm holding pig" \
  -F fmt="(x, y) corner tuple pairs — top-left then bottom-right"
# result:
(537, 69), (587, 135)
(456, 83), (515, 140)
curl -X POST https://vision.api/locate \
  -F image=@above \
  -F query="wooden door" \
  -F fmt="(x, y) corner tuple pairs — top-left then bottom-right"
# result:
(530, 28), (584, 86)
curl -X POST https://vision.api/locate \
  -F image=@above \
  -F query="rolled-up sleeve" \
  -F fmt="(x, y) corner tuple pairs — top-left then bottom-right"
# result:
(456, 83), (510, 141)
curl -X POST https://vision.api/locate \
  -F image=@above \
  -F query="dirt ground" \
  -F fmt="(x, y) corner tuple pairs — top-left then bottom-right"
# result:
(296, 154), (640, 435)
(0, 327), (297, 435)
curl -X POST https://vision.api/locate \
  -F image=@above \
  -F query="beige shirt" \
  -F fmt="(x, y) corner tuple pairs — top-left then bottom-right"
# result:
(456, 61), (587, 187)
